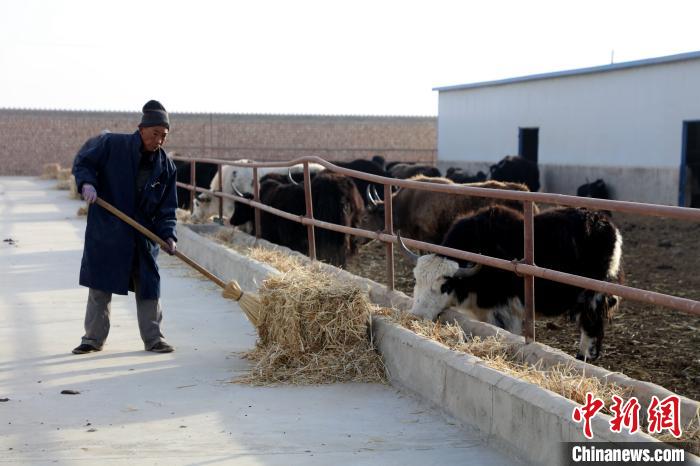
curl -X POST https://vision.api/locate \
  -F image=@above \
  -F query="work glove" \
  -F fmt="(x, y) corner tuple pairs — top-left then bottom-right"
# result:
(82, 183), (97, 204)
(164, 238), (177, 255)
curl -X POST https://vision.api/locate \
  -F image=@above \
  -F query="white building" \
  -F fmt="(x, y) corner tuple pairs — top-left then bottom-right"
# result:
(434, 51), (700, 206)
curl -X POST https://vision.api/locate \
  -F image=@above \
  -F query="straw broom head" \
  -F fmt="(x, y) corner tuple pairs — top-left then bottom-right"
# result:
(223, 280), (262, 327)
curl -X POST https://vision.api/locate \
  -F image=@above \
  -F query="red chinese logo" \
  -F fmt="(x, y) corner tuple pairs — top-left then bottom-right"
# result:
(647, 395), (681, 438)
(572, 393), (682, 439)
(609, 395), (641, 434)
(572, 393), (605, 439)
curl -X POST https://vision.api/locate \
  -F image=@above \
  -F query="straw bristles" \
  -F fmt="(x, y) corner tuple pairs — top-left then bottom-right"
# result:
(235, 265), (386, 386)
(77, 206), (88, 216)
(222, 280), (262, 327)
(239, 293), (262, 325)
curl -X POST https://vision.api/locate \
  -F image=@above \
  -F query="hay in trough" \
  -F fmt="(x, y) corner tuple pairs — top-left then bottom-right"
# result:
(249, 247), (301, 273)
(212, 228), (237, 245)
(655, 408), (700, 456)
(41, 163), (61, 179)
(378, 308), (629, 413)
(235, 265), (386, 386)
(175, 208), (192, 223)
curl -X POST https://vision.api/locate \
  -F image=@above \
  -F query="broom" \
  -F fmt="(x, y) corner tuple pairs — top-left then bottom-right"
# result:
(94, 197), (262, 327)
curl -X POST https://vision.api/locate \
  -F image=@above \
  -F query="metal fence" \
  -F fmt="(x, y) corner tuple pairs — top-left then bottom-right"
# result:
(172, 154), (700, 343)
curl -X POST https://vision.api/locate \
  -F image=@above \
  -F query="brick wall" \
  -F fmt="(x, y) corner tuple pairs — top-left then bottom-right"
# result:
(0, 109), (436, 175)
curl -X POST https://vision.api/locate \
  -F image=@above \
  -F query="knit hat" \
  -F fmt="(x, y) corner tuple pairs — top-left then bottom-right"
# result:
(139, 100), (170, 129)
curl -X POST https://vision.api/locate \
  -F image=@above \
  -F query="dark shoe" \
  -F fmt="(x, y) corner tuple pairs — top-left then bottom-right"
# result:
(72, 344), (101, 354)
(148, 342), (174, 353)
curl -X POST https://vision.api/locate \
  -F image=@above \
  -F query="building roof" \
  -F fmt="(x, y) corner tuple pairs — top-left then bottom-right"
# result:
(433, 50), (700, 92)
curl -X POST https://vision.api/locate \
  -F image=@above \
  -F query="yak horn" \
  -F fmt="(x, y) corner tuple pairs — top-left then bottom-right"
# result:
(454, 262), (483, 278)
(288, 168), (300, 185)
(370, 184), (383, 203)
(231, 181), (246, 198)
(396, 231), (420, 265)
(366, 184), (380, 206)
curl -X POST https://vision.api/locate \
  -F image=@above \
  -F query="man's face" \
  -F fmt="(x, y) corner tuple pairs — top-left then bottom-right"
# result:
(139, 126), (169, 152)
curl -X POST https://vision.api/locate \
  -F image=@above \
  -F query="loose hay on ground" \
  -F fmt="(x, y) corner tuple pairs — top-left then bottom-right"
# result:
(235, 265), (386, 386)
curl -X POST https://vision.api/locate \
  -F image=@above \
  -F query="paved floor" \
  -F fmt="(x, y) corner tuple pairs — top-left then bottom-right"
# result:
(0, 177), (518, 465)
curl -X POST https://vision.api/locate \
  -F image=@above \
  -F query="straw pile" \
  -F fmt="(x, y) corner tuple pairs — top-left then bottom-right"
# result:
(41, 163), (61, 179)
(235, 265), (386, 386)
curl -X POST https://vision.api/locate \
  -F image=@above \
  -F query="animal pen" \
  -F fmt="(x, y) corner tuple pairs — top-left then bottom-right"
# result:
(171, 155), (700, 343)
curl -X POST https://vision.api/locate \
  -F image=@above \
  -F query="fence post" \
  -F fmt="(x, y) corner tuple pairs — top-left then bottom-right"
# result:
(253, 167), (261, 239)
(384, 183), (395, 290)
(217, 163), (223, 225)
(189, 159), (196, 213)
(303, 162), (316, 261)
(523, 201), (536, 343)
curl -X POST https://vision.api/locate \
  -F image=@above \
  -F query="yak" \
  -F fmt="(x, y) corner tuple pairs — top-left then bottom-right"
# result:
(398, 205), (623, 361)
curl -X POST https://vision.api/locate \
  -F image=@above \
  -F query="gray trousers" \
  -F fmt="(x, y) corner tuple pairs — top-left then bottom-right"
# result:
(81, 270), (165, 350)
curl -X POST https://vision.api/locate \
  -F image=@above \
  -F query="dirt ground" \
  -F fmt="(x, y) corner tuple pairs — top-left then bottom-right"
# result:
(346, 212), (700, 401)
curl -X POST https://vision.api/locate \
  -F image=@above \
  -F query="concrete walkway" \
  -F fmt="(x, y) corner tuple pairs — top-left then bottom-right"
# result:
(0, 177), (518, 466)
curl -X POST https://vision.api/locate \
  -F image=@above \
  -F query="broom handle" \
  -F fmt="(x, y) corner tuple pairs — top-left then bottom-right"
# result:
(95, 197), (227, 289)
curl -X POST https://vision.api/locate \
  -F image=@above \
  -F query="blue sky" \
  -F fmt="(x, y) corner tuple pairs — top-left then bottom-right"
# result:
(1, 0), (699, 115)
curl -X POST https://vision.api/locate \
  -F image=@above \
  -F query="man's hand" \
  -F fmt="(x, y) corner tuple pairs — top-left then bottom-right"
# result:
(82, 184), (97, 204)
(164, 238), (177, 255)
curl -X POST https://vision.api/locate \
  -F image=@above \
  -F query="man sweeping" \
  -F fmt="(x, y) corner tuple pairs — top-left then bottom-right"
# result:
(71, 100), (178, 354)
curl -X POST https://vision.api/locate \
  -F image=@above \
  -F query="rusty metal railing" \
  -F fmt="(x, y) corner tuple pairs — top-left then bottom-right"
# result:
(171, 154), (700, 344)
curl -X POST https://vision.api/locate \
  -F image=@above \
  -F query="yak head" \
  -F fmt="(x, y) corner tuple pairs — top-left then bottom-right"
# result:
(397, 232), (482, 320)
(356, 185), (403, 245)
(190, 193), (213, 223)
(575, 291), (619, 361)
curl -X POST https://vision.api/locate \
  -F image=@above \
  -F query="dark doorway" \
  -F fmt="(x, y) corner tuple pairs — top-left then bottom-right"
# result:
(519, 128), (539, 163)
(681, 121), (700, 207)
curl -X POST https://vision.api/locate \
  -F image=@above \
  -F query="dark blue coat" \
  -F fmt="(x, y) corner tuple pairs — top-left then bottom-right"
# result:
(72, 131), (178, 299)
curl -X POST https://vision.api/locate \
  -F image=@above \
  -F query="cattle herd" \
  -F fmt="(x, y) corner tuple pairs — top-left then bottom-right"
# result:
(172, 153), (620, 360)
